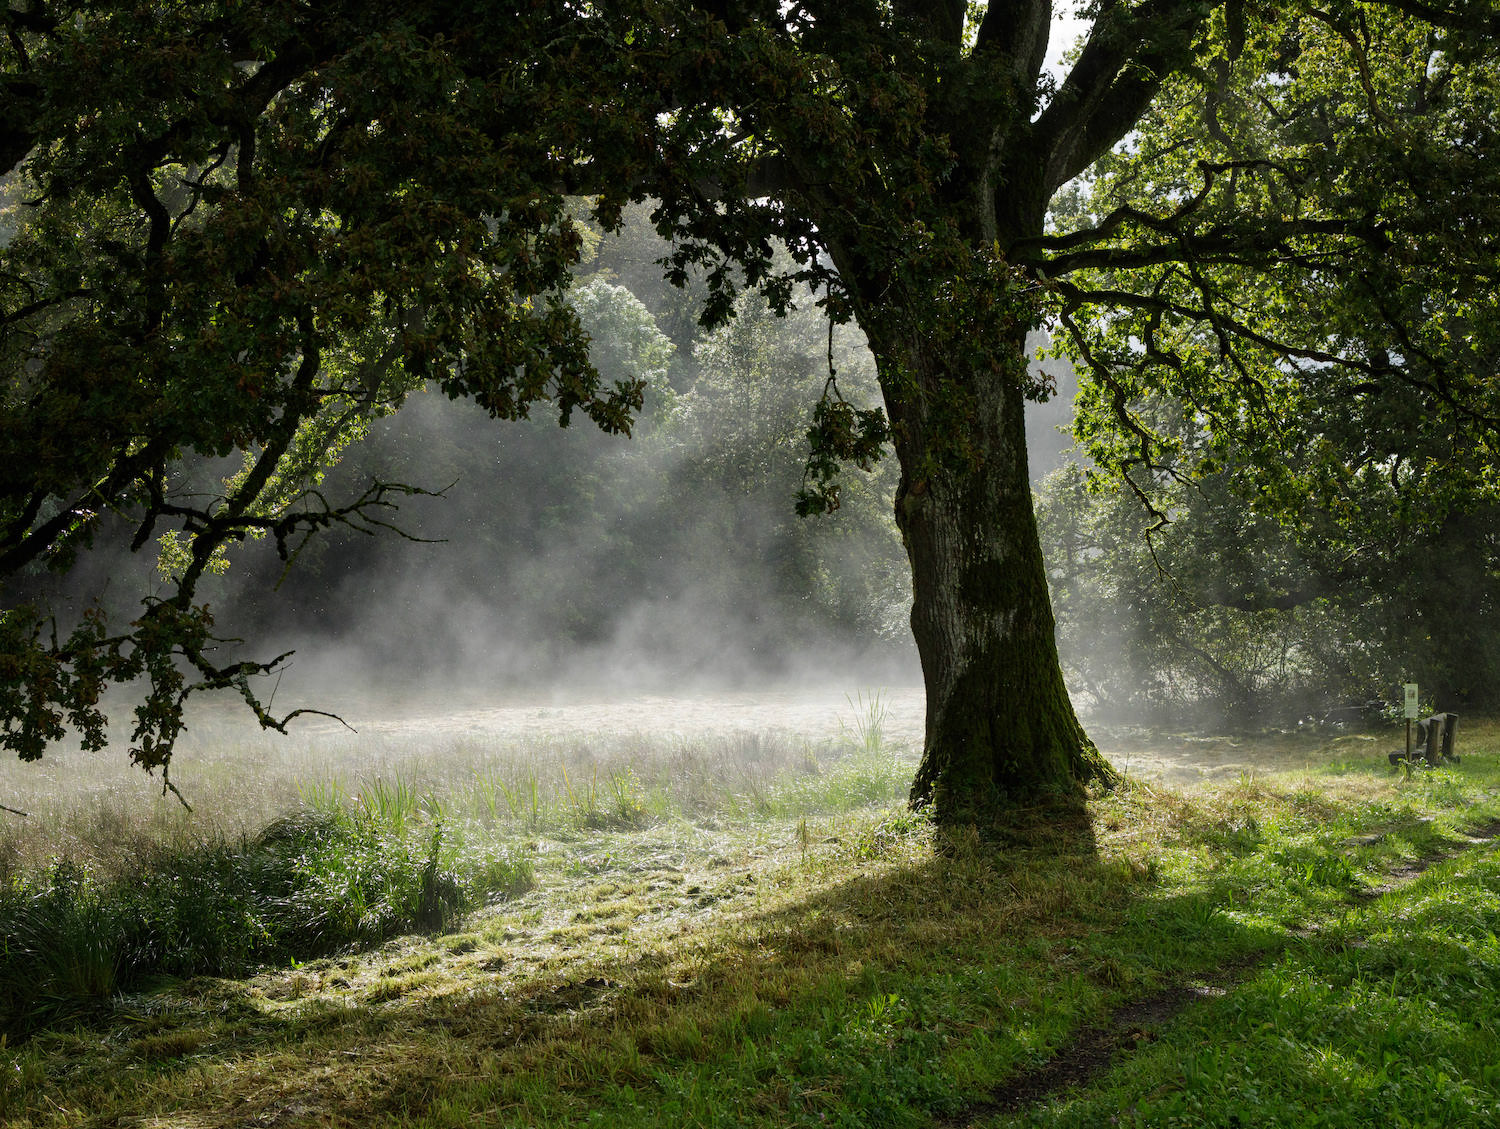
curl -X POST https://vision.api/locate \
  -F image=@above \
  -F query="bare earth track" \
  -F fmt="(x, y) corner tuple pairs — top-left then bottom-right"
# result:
(953, 818), (1500, 1123)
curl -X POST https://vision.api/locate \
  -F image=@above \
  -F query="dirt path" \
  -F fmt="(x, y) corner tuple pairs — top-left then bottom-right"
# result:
(950, 819), (1500, 1124)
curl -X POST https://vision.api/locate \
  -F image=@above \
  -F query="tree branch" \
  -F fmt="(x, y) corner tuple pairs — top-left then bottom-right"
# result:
(1031, 0), (1212, 193)
(973, 0), (1051, 89)
(1034, 215), (1374, 276)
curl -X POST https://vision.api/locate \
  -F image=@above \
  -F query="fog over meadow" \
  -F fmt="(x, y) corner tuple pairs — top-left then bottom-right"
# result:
(175, 210), (1077, 716)
(217, 344), (1075, 710)
(17, 199), (1476, 768)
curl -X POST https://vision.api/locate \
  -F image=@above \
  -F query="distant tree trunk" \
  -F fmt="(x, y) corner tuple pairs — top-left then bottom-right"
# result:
(865, 319), (1117, 824)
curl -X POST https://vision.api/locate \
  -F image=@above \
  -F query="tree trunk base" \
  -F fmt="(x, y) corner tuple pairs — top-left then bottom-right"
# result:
(909, 661), (1119, 828)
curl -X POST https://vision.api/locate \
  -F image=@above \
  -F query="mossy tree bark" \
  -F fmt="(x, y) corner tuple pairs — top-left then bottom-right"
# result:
(860, 316), (1117, 825)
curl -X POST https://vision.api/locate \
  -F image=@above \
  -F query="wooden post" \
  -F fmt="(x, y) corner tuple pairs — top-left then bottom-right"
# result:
(1403, 683), (1418, 774)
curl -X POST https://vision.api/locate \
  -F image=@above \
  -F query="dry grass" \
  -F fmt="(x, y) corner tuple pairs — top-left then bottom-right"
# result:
(0, 699), (899, 882)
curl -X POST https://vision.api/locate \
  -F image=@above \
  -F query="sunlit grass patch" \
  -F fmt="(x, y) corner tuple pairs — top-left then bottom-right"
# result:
(1000, 843), (1500, 1129)
(982, 720), (1500, 1129)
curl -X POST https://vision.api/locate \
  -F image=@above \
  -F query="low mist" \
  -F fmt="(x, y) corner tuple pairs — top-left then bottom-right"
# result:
(178, 208), (1079, 715)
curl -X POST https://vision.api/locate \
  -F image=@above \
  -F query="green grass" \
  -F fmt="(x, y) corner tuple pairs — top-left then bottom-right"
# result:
(1, 714), (1499, 1127)
(0, 709), (910, 1044)
(997, 845), (1500, 1128)
(0, 799), (534, 1038)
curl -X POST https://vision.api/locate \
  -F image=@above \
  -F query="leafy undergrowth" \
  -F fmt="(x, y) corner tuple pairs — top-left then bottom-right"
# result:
(1, 721), (1498, 1127)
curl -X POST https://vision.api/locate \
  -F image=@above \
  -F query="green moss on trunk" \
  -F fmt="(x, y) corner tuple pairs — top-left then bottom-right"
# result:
(879, 328), (1117, 827)
(908, 628), (1116, 823)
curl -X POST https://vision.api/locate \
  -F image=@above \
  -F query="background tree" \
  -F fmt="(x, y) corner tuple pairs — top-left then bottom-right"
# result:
(1052, 1), (1500, 724)
(1036, 421), (1500, 729)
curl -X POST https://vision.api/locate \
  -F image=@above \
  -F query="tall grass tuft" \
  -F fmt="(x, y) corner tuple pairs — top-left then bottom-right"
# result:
(0, 801), (532, 1039)
(841, 690), (890, 756)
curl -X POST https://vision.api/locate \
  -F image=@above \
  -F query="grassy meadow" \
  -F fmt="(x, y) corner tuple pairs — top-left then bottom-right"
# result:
(1, 699), (1499, 1127)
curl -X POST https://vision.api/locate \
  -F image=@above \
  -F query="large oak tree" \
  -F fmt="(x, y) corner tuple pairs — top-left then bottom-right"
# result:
(3, 0), (1497, 822)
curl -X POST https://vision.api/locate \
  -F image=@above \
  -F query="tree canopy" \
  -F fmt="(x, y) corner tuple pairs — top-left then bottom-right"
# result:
(1050, 2), (1500, 724)
(1060, 3), (1500, 522)
(3, 0), (1498, 822)
(2, 1), (663, 771)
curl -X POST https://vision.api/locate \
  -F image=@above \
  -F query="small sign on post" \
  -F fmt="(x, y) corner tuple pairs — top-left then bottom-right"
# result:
(1403, 683), (1419, 767)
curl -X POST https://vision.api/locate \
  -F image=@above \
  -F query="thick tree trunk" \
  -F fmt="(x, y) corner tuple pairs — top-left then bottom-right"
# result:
(873, 327), (1117, 825)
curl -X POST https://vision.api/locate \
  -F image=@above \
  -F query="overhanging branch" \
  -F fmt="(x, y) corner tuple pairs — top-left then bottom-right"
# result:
(1030, 0), (1211, 194)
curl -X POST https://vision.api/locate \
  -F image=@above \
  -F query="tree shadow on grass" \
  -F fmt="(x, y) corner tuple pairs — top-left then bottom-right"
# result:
(29, 801), (1311, 1129)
